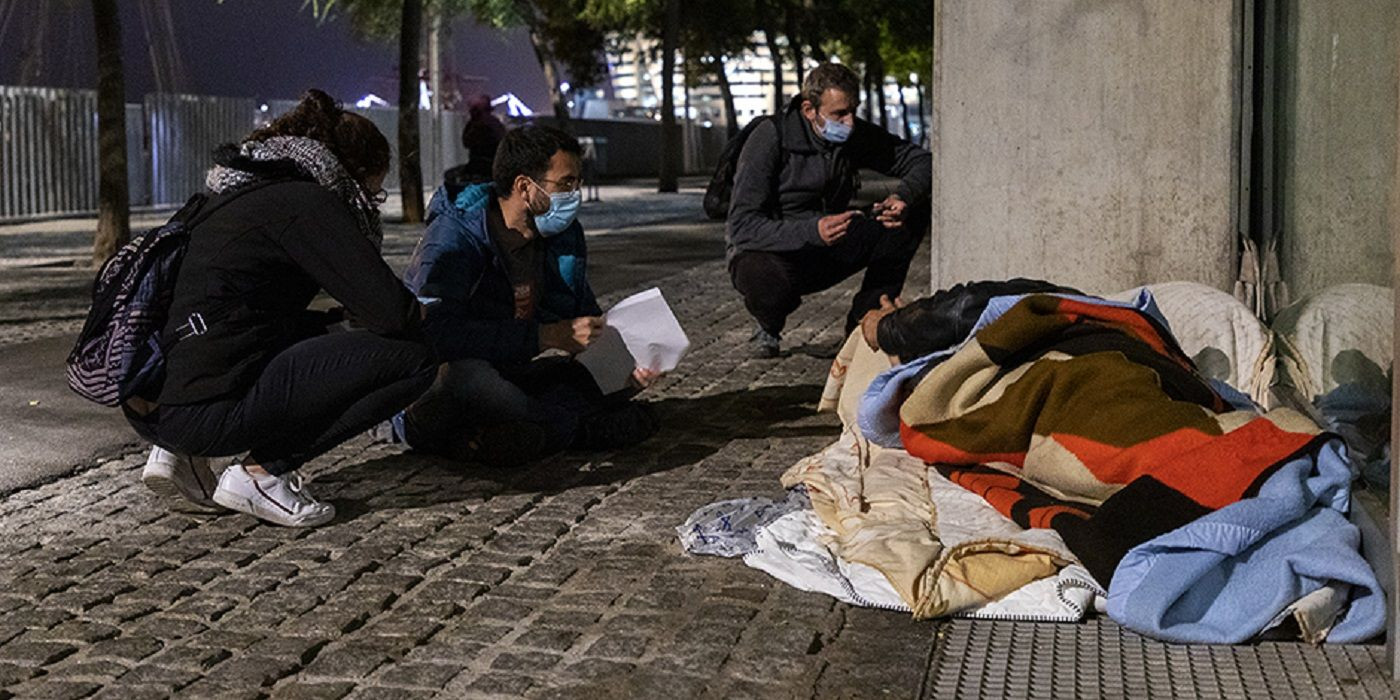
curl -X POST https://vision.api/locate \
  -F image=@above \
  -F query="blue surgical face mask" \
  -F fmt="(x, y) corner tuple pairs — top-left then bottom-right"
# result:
(818, 114), (853, 143)
(529, 180), (582, 236)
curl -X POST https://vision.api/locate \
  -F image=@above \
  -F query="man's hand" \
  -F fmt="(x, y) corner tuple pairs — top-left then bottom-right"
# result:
(872, 194), (908, 229)
(860, 294), (905, 351)
(540, 316), (604, 354)
(818, 210), (859, 245)
(630, 366), (661, 391)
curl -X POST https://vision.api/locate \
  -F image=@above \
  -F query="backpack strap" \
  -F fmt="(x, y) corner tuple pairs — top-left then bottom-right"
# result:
(166, 177), (303, 342)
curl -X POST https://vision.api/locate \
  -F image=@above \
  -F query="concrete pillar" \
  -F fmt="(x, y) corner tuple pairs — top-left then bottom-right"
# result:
(930, 0), (1241, 295)
(1279, 0), (1399, 300)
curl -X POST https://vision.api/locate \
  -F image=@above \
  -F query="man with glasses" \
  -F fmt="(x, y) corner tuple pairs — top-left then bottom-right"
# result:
(382, 125), (659, 466)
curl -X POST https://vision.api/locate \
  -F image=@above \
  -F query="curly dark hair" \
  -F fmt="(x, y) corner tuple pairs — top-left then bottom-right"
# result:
(247, 89), (391, 185)
(801, 63), (862, 110)
(491, 125), (581, 195)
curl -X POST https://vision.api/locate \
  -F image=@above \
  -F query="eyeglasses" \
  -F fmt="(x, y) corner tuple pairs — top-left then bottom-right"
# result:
(537, 177), (583, 193)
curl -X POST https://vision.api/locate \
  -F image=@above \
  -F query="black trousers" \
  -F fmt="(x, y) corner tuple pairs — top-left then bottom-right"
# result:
(729, 209), (928, 336)
(402, 356), (616, 461)
(126, 331), (436, 476)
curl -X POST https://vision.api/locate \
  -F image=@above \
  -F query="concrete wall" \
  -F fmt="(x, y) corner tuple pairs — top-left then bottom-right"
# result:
(1279, 0), (1399, 300)
(930, 0), (1241, 295)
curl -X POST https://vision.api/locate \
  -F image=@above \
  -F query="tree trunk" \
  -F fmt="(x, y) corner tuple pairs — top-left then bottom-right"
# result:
(873, 55), (888, 130)
(658, 0), (681, 192)
(785, 8), (805, 87)
(762, 26), (785, 114)
(863, 69), (875, 122)
(528, 27), (571, 124)
(713, 54), (740, 139)
(916, 81), (927, 147)
(428, 7), (443, 179)
(91, 0), (129, 266)
(898, 81), (913, 141)
(398, 0), (425, 223)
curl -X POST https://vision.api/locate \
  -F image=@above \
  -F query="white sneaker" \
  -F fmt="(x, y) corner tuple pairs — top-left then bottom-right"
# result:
(142, 446), (225, 514)
(212, 463), (335, 527)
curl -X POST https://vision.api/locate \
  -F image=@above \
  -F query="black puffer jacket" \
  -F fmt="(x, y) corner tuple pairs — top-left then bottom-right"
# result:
(876, 278), (1083, 361)
(157, 179), (422, 405)
(725, 97), (932, 259)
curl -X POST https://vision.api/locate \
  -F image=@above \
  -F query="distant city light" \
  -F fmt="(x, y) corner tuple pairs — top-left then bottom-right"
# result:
(259, 103), (268, 112)
(491, 93), (534, 117)
(356, 94), (389, 108)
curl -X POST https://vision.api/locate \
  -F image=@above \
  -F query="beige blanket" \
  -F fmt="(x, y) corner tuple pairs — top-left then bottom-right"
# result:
(782, 332), (1077, 618)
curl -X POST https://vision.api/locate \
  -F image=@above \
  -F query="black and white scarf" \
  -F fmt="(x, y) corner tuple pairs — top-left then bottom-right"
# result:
(206, 136), (384, 250)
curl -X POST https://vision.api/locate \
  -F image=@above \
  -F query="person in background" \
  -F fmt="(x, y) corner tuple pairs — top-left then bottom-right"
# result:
(458, 93), (507, 183)
(129, 89), (435, 528)
(382, 125), (659, 466)
(726, 63), (933, 358)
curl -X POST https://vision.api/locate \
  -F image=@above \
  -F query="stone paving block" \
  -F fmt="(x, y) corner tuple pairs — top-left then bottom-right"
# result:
(115, 662), (202, 688)
(34, 658), (128, 683)
(0, 662), (44, 686)
(34, 621), (122, 645)
(439, 564), (511, 586)
(530, 609), (602, 630)
(466, 598), (536, 623)
(2, 680), (101, 700)
(170, 679), (265, 700)
(490, 650), (562, 673)
(582, 634), (650, 660)
(346, 687), (437, 700)
(0, 608), (74, 632)
(200, 655), (303, 689)
(83, 636), (164, 664)
(252, 636), (329, 666)
(300, 646), (395, 680)
(268, 681), (356, 700)
(512, 628), (581, 653)
(90, 684), (179, 700)
(373, 661), (461, 689)
(0, 640), (77, 666)
(125, 616), (207, 643)
(429, 623), (512, 646)
(456, 672), (536, 697)
(146, 644), (233, 671)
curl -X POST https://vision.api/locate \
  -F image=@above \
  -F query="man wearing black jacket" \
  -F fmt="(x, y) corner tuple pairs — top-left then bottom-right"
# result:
(727, 63), (932, 357)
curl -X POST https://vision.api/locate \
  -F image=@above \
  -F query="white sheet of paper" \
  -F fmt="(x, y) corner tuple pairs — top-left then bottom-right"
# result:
(577, 287), (690, 394)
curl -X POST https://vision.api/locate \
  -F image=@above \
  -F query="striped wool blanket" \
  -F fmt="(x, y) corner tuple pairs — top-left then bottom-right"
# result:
(898, 294), (1325, 584)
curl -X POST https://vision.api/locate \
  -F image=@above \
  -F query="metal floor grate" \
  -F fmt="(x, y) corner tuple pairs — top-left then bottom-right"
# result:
(925, 618), (1400, 699)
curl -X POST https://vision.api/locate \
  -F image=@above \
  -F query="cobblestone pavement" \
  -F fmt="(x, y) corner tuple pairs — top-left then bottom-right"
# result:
(0, 238), (942, 699)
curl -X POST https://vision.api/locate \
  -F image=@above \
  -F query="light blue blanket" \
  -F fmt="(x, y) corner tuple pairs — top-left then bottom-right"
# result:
(1108, 439), (1385, 643)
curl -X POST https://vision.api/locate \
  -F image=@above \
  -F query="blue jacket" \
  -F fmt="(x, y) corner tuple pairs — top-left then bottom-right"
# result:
(403, 182), (601, 365)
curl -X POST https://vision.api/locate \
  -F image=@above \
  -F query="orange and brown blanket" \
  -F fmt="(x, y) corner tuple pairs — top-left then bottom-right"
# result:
(898, 295), (1325, 584)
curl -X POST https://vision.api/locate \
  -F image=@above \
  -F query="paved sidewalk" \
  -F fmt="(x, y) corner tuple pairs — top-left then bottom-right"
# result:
(0, 235), (943, 699)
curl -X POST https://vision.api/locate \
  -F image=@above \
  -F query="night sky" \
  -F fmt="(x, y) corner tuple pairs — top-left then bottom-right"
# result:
(0, 1), (552, 109)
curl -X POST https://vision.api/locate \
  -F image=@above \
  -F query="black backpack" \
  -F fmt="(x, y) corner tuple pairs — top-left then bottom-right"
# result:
(66, 180), (278, 406)
(703, 115), (785, 220)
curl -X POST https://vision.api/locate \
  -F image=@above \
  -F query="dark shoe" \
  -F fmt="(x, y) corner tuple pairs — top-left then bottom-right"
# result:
(448, 421), (559, 467)
(576, 403), (660, 451)
(749, 325), (781, 359)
